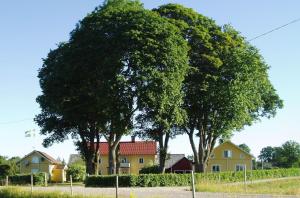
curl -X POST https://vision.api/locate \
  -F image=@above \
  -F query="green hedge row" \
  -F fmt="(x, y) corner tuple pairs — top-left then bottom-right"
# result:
(9, 173), (46, 186)
(85, 168), (300, 187)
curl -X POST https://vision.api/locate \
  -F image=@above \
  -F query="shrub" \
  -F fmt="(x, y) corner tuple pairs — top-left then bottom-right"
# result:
(85, 168), (300, 187)
(139, 165), (160, 174)
(66, 164), (86, 182)
(0, 164), (11, 179)
(9, 173), (45, 185)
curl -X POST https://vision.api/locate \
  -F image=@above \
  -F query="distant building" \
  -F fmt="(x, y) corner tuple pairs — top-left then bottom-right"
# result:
(165, 154), (192, 173)
(207, 141), (254, 172)
(97, 139), (157, 175)
(18, 150), (67, 182)
(68, 154), (84, 165)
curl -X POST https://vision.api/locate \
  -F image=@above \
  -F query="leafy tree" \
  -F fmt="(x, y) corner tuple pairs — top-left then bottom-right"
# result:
(273, 141), (300, 168)
(66, 164), (86, 182)
(155, 4), (283, 172)
(36, 0), (188, 175)
(238, 143), (251, 154)
(258, 146), (275, 163)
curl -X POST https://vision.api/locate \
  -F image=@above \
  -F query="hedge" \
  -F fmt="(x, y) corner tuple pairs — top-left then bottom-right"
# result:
(9, 173), (46, 186)
(85, 168), (300, 187)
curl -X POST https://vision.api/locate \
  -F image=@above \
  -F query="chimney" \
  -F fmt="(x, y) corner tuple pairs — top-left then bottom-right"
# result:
(131, 136), (136, 143)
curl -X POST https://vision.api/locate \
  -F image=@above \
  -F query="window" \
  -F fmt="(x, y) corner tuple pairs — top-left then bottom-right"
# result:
(139, 158), (144, 164)
(31, 168), (39, 173)
(223, 150), (232, 158)
(240, 154), (245, 159)
(121, 157), (128, 163)
(212, 165), (220, 172)
(236, 164), (245, 171)
(32, 156), (39, 163)
(23, 160), (29, 166)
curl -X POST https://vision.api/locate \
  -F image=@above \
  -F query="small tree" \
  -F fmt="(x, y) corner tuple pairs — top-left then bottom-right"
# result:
(0, 164), (10, 179)
(66, 164), (86, 182)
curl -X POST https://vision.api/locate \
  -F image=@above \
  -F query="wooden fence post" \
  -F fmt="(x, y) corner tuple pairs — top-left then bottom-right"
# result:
(244, 165), (247, 192)
(116, 175), (119, 198)
(5, 176), (8, 187)
(70, 175), (73, 196)
(44, 173), (48, 187)
(191, 171), (196, 198)
(31, 173), (33, 197)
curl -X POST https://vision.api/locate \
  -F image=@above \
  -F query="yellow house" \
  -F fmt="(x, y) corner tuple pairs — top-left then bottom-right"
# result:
(19, 150), (67, 182)
(98, 139), (157, 175)
(207, 141), (254, 172)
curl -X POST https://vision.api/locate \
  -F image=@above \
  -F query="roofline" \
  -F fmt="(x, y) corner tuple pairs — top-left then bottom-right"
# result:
(18, 150), (60, 164)
(216, 141), (255, 158)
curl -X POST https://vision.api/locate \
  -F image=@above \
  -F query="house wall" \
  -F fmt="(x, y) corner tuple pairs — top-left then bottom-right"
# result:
(19, 152), (51, 174)
(99, 155), (156, 175)
(206, 142), (252, 172)
(166, 158), (192, 173)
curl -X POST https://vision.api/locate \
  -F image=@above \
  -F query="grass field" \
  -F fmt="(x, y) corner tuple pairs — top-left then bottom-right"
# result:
(196, 178), (300, 195)
(0, 187), (114, 198)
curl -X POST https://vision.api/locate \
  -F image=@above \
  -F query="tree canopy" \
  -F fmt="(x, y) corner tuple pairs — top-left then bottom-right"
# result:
(35, 0), (189, 174)
(155, 3), (283, 172)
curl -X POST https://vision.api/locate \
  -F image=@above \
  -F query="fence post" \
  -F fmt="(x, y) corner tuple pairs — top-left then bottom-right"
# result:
(218, 174), (221, 183)
(70, 175), (73, 196)
(31, 173), (33, 197)
(116, 175), (119, 198)
(44, 173), (48, 187)
(191, 171), (196, 198)
(5, 176), (8, 187)
(244, 165), (247, 192)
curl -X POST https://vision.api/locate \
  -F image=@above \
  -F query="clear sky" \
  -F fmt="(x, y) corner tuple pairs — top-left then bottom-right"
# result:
(0, 0), (299, 162)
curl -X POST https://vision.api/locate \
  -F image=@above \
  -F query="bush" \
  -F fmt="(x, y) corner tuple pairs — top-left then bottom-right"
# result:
(9, 173), (45, 185)
(66, 164), (86, 182)
(0, 164), (11, 179)
(139, 165), (160, 174)
(85, 168), (300, 187)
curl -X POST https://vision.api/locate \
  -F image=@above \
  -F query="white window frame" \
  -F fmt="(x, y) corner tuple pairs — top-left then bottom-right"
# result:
(139, 158), (144, 164)
(31, 156), (40, 164)
(212, 164), (220, 172)
(236, 164), (245, 171)
(223, 150), (232, 158)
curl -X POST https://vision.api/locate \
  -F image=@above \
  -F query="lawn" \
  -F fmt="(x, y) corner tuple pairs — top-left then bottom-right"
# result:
(0, 187), (114, 198)
(196, 178), (300, 195)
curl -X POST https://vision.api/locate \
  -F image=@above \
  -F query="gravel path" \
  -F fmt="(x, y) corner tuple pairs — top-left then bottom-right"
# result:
(10, 186), (299, 198)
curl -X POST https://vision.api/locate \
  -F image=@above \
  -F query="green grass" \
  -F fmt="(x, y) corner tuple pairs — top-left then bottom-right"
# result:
(195, 178), (300, 195)
(0, 187), (113, 198)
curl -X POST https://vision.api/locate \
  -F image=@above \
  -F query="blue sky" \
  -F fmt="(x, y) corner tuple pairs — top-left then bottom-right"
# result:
(0, 0), (299, 161)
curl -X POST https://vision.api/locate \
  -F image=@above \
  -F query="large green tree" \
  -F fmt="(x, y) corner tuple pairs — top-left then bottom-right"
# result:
(36, 0), (189, 175)
(155, 4), (283, 172)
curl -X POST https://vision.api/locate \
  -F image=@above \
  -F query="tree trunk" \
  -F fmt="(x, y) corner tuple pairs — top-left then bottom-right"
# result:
(108, 141), (117, 175)
(158, 132), (170, 173)
(85, 153), (95, 175)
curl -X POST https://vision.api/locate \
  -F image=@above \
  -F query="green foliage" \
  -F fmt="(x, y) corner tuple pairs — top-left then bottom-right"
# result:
(139, 165), (160, 174)
(259, 141), (300, 168)
(0, 164), (11, 179)
(238, 143), (251, 154)
(0, 156), (21, 176)
(66, 164), (86, 182)
(85, 168), (300, 187)
(154, 3), (283, 172)
(9, 173), (45, 185)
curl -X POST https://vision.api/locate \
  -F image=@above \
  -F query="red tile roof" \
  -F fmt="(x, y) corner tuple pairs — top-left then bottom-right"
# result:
(98, 141), (157, 155)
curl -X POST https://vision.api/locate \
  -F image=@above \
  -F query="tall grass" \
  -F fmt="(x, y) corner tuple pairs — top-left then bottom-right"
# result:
(0, 187), (113, 198)
(196, 179), (300, 195)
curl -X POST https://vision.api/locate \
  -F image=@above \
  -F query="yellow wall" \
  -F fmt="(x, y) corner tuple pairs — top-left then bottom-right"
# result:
(19, 152), (51, 174)
(99, 155), (156, 175)
(19, 151), (66, 182)
(206, 142), (253, 172)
